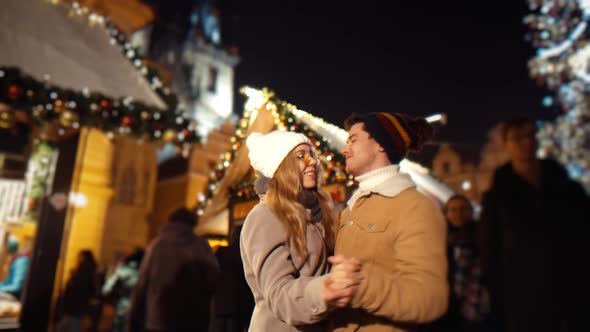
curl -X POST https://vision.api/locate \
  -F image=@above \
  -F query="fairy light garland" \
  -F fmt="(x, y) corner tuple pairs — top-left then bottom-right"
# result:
(194, 87), (351, 216)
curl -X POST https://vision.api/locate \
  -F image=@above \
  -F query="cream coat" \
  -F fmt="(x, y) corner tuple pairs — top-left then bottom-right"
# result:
(241, 201), (330, 332)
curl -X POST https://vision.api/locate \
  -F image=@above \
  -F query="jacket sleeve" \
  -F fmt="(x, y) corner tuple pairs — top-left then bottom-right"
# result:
(350, 198), (449, 323)
(101, 268), (121, 297)
(0, 257), (29, 294)
(241, 206), (329, 326)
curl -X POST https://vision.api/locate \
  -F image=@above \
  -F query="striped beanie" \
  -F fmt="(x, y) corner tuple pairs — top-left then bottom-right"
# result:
(356, 112), (417, 164)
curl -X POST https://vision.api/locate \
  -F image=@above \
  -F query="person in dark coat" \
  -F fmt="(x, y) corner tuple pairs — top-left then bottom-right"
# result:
(128, 207), (220, 332)
(214, 225), (254, 332)
(479, 117), (589, 332)
(56, 250), (98, 332)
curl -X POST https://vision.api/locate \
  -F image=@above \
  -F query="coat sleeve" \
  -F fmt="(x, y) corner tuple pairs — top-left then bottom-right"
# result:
(478, 190), (500, 289)
(350, 198), (449, 323)
(101, 268), (121, 297)
(241, 205), (329, 326)
(0, 257), (29, 294)
(198, 237), (221, 293)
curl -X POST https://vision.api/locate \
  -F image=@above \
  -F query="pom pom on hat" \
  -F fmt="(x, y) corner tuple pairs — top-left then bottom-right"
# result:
(246, 131), (312, 178)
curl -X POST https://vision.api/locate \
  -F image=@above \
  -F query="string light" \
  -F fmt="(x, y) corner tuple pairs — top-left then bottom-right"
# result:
(194, 86), (352, 217)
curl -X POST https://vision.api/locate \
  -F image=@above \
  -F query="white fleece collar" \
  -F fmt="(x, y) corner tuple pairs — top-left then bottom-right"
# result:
(347, 165), (416, 210)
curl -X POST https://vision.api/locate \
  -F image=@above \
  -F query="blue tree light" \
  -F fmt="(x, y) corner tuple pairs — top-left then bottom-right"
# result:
(526, 0), (590, 190)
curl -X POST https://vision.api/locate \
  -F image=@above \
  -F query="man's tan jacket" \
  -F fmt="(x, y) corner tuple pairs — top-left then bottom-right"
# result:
(330, 173), (448, 332)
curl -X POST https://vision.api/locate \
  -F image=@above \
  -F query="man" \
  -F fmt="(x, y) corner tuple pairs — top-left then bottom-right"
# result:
(327, 112), (448, 332)
(128, 207), (220, 332)
(479, 117), (588, 332)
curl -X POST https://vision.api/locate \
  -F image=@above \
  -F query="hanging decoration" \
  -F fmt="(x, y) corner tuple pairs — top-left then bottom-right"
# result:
(194, 87), (353, 216)
(0, 67), (198, 146)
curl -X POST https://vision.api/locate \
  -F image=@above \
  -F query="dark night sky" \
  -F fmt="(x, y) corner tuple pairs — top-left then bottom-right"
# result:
(232, 0), (548, 145)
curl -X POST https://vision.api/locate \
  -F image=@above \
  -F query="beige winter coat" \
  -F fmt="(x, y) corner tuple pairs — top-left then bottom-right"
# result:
(240, 201), (330, 332)
(329, 174), (448, 332)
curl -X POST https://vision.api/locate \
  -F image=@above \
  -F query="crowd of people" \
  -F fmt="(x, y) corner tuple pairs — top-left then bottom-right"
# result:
(39, 113), (587, 332)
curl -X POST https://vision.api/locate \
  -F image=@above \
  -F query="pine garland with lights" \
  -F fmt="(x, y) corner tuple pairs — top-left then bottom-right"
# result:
(195, 87), (352, 215)
(525, 0), (590, 188)
(0, 67), (198, 145)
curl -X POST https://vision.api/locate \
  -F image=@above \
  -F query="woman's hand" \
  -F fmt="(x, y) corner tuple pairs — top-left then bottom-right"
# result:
(321, 256), (363, 308)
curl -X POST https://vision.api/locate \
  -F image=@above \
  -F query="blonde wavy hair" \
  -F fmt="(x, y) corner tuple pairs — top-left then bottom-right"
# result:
(265, 145), (336, 259)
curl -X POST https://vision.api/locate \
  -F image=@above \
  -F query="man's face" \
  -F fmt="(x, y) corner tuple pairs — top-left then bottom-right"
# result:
(504, 122), (538, 164)
(342, 123), (383, 176)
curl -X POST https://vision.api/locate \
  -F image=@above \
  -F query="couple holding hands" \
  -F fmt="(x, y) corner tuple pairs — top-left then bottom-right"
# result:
(241, 112), (448, 332)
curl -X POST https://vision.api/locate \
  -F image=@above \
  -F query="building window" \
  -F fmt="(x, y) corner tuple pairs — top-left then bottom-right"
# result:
(207, 66), (218, 93)
(118, 166), (136, 205)
(442, 161), (450, 175)
(138, 171), (151, 207)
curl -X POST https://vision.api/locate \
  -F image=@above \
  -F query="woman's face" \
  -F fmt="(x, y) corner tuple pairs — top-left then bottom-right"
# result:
(445, 198), (472, 227)
(293, 143), (318, 189)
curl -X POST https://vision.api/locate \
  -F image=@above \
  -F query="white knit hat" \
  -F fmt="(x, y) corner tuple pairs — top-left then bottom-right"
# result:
(246, 131), (312, 178)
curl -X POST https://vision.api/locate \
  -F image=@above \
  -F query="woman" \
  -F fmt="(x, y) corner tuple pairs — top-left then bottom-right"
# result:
(422, 195), (491, 332)
(241, 131), (361, 332)
(57, 250), (97, 332)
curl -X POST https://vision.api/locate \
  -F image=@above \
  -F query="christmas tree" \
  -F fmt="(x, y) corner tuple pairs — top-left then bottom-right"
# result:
(525, 0), (590, 190)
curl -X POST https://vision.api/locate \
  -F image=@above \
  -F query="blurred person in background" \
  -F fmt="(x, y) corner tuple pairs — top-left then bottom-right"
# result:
(56, 250), (97, 332)
(128, 207), (220, 332)
(479, 117), (589, 332)
(0, 236), (31, 300)
(422, 195), (490, 332)
(101, 248), (144, 332)
(214, 225), (254, 332)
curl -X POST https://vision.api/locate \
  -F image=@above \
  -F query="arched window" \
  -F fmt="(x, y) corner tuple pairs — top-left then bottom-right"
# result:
(118, 166), (136, 205)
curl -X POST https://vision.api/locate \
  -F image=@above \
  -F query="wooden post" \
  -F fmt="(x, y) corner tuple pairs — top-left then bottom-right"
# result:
(18, 132), (80, 332)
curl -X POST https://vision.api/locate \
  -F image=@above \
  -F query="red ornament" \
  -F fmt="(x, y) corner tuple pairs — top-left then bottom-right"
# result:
(154, 122), (164, 131)
(121, 116), (133, 127)
(182, 128), (194, 139)
(54, 99), (66, 113)
(7, 85), (24, 100)
(99, 99), (113, 110)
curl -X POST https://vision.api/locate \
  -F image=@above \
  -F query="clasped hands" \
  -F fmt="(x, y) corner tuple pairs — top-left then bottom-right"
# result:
(321, 255), (363, 308)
